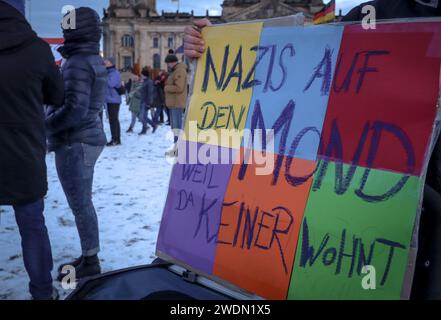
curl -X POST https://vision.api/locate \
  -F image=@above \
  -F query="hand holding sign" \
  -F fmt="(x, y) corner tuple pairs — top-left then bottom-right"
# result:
(157, 18), (441, 300)
(184, 18), (211, 60)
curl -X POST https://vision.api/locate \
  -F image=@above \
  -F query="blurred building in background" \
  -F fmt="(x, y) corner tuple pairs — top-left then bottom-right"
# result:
(102, 0), (222, 75)
(102, 0), (324, 75)
(222, 0), (324, 22)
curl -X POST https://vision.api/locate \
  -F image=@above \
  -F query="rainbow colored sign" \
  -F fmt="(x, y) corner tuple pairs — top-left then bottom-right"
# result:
(157, 20), (441, 299)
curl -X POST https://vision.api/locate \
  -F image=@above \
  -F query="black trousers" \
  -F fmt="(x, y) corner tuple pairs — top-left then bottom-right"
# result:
(107, 103), (121, 141)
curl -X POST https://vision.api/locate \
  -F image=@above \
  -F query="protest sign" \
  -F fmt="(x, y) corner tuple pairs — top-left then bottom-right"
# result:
(157, 18), (441, 300)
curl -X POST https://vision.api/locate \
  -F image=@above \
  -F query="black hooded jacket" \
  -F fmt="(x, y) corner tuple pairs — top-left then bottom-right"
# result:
(45, 7), (107, 151)
(343, 0), (441, 21)
(342, 0), (441, 193)
(0, 2), (64, 205)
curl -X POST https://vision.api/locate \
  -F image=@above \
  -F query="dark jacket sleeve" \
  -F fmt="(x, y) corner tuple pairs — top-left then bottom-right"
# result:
(428, 135), (441, 193)
(46, 56), (93, 134)
(41, 45), (64, 106)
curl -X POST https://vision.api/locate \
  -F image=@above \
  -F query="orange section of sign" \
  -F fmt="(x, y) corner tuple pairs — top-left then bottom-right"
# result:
(213, 150), (316, 299)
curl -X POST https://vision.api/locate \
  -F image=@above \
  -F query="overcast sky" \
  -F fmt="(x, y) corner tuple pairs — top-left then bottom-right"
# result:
(27, 0), (366, 38)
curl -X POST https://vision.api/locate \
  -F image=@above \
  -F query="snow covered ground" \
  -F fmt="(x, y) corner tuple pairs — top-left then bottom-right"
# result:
(0, 100), (174, 300)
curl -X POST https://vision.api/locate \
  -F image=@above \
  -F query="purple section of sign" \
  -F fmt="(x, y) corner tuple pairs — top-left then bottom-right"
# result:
(157, 141), (234, 274)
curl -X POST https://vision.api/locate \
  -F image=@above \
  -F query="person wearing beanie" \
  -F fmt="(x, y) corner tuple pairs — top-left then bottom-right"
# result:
(104, 57), (123, 145)
(165, 53), (179, 65)
(45, 7), (107, 282)
(164, 53), (187, 144)
(0, 0), (64, 300)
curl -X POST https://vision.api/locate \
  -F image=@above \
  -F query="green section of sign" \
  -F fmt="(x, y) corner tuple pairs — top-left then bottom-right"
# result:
(288, 161), (422, 300)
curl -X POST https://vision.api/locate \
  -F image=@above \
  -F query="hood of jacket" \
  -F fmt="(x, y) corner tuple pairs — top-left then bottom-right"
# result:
(58, 7), (102, 58)
(0, 2), (37, 53)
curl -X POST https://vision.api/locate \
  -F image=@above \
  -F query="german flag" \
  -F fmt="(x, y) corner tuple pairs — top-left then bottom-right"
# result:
(313, 0), (336, 25)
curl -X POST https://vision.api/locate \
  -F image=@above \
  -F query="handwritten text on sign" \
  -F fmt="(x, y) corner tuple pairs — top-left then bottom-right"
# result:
(157, 21), (441, 299)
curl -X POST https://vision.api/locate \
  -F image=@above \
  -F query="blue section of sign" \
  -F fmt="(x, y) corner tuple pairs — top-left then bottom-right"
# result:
(242, 25), (344, 161)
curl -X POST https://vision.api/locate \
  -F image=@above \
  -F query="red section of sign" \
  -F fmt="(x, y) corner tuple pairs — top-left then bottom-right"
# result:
(320, 23), (441, 176)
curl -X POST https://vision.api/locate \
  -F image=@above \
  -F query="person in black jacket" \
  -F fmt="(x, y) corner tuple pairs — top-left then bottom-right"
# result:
(0, 0), (64, 300)
(46, 7), (107, 281)
(341, 0), (441, 195)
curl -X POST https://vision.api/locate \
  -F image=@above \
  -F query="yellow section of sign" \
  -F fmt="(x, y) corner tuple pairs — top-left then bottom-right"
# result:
(184, 23), (263, 149)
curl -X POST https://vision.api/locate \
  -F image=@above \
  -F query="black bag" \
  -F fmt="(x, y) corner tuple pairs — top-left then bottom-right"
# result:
(66, 260), (233, 300)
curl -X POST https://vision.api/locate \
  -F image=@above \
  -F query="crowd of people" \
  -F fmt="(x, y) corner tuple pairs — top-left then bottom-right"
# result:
(102, 50), (188, 146)
(0, 0), (440, 301)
